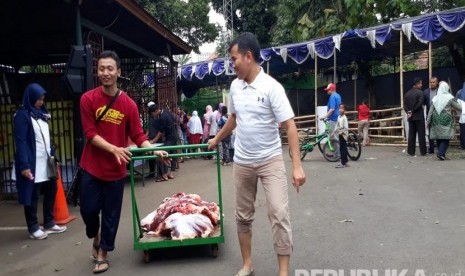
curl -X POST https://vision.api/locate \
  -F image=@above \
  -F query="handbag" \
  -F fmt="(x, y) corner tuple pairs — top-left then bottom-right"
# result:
(35, 119), (59, 180)
(47, 156), (58, 180)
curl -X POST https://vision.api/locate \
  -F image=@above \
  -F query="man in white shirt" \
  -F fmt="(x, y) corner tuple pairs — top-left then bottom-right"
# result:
(423, 76), (439, 153)
(208, 32), (306, 276)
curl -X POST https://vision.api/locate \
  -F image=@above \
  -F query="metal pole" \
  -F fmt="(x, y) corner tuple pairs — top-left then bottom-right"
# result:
(400, 31), (405, 140)
(314, 57), (318, 133)
(267, 61), (270, 74)
(74, 0), (83, 46)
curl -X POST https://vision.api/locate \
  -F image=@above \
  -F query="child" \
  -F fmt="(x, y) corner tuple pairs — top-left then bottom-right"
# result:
(335, 104), (349, 168)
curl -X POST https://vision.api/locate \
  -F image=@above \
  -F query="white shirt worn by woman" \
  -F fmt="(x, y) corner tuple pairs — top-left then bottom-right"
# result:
(32, 118), (52, 182)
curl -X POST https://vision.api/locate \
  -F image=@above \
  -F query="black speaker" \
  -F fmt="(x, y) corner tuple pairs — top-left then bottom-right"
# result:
(63, 45), (93, 95)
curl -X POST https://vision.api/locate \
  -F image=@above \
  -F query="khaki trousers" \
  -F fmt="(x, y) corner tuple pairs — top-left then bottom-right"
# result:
(233, 155), (293, 255)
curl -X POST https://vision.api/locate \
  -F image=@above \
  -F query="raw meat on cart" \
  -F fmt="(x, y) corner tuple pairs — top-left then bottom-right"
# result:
(141, 192), (220, 240)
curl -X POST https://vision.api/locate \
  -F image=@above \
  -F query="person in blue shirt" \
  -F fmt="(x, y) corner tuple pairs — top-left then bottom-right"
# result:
(321, 83), (342, 156)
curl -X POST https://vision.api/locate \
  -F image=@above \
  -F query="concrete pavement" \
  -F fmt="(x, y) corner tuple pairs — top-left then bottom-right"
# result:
(1, 146), (464, 276)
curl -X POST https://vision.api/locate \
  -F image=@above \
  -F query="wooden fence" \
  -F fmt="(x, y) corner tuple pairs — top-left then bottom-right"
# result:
(282, 106), (461, 146)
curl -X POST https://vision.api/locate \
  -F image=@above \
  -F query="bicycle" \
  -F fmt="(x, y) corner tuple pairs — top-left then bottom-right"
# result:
(289, 119), (340, 162)
(346, 130), (362, 161)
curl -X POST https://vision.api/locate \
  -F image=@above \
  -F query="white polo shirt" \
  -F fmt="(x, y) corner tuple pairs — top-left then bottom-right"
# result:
(230, 68), (294, 164)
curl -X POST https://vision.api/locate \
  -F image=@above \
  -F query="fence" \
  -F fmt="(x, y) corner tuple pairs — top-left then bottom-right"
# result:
(283, 106), (461, 146)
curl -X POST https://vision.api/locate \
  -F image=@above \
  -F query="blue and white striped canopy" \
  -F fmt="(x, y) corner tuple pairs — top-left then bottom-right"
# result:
(178, 7), (465, 95)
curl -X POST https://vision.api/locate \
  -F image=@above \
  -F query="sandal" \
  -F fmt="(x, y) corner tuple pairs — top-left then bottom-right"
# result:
(93, 259), (110, 274)
(167, 173), (175, 179)
(91, 243), (100, 261)
(235, 268), (254, 276)
(155, 177), (167, 182)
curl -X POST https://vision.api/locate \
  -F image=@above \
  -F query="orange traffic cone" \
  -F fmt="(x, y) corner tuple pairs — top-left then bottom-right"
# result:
(54, 166), (76, 225)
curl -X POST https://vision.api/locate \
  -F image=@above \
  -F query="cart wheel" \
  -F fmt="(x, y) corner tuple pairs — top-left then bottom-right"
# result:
(211, 244), (219, 258)
(143, 250), (151, 263)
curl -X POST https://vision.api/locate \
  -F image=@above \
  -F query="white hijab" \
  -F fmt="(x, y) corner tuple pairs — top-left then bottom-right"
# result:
(187, 110), (203, 134)
(432, 81), (454, 114)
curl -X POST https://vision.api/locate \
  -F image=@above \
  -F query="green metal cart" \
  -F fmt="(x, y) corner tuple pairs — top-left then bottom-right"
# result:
(128, 144), (224, 262)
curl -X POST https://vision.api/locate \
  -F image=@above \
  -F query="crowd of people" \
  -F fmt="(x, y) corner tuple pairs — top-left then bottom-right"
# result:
(405, 76), (464, 160)
(144, 101), (236, 180)
(11, 33), (465, 276)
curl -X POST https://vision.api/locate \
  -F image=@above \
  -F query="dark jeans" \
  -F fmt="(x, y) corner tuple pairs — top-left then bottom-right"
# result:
(221, 135), (231, 162)
(460, 123), (465, 149)
(339, 135), (348, 165)
(159, 140), (177, 175)
(407, 120), (426, 155)
(436, 139), (449, 157)
(24, 180), (57, 233)
(149, 159), (157, 175)
(80, 170), (125, 252)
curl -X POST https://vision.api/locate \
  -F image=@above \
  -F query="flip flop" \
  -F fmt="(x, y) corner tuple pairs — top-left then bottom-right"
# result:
(155, 177), (167, 182)
(93, 259), (109, 274)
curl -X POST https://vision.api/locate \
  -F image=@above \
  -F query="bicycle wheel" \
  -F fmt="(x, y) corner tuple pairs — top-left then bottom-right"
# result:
(347, 131), (362, 161)
(289, 140), (307, 160)
(322, 140), (340, 162)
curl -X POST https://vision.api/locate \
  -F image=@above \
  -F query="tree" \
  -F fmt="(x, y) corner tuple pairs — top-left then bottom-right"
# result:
(271, 0), (465, 79)
(135, 0), (220, 53)
(211, 0), (465, 80)
(211, 0), (278, 47)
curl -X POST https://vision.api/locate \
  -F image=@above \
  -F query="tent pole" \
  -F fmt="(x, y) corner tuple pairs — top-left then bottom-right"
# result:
(315, 57), (318, 133)
(333, 48), (336, 82)
(428, 42), (432, 80)
(267, 61), (270, 74)
(400, 31), (405, 140)
(354, 75), (357, 111)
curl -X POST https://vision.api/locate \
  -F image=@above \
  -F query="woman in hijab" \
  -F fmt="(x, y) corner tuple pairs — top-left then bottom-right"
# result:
(426, 81), (462, 160)
(187, 110), (203, 146)
(13, 83), (67, 239)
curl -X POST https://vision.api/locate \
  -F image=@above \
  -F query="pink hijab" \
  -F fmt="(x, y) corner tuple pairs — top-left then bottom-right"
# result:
(204, 105), (213, 122)
(203, 105), (213, 140)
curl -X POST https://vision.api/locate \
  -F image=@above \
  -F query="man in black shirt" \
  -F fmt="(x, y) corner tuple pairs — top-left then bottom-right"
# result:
(404, 77), (427, 156)
(151, 104), (178, 180)
(147, 104), (160, 177)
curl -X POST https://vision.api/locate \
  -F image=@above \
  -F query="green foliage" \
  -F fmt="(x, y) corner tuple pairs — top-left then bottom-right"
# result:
(211, 0), (278, 47)
(135, 0), (220, 53)
(181, 88), (223, 118)
(269, 0), (465, 45)
(19, 65), (55, 73)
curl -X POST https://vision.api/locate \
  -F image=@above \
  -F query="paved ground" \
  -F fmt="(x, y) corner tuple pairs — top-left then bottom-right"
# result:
(1, 146), (465, 276)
